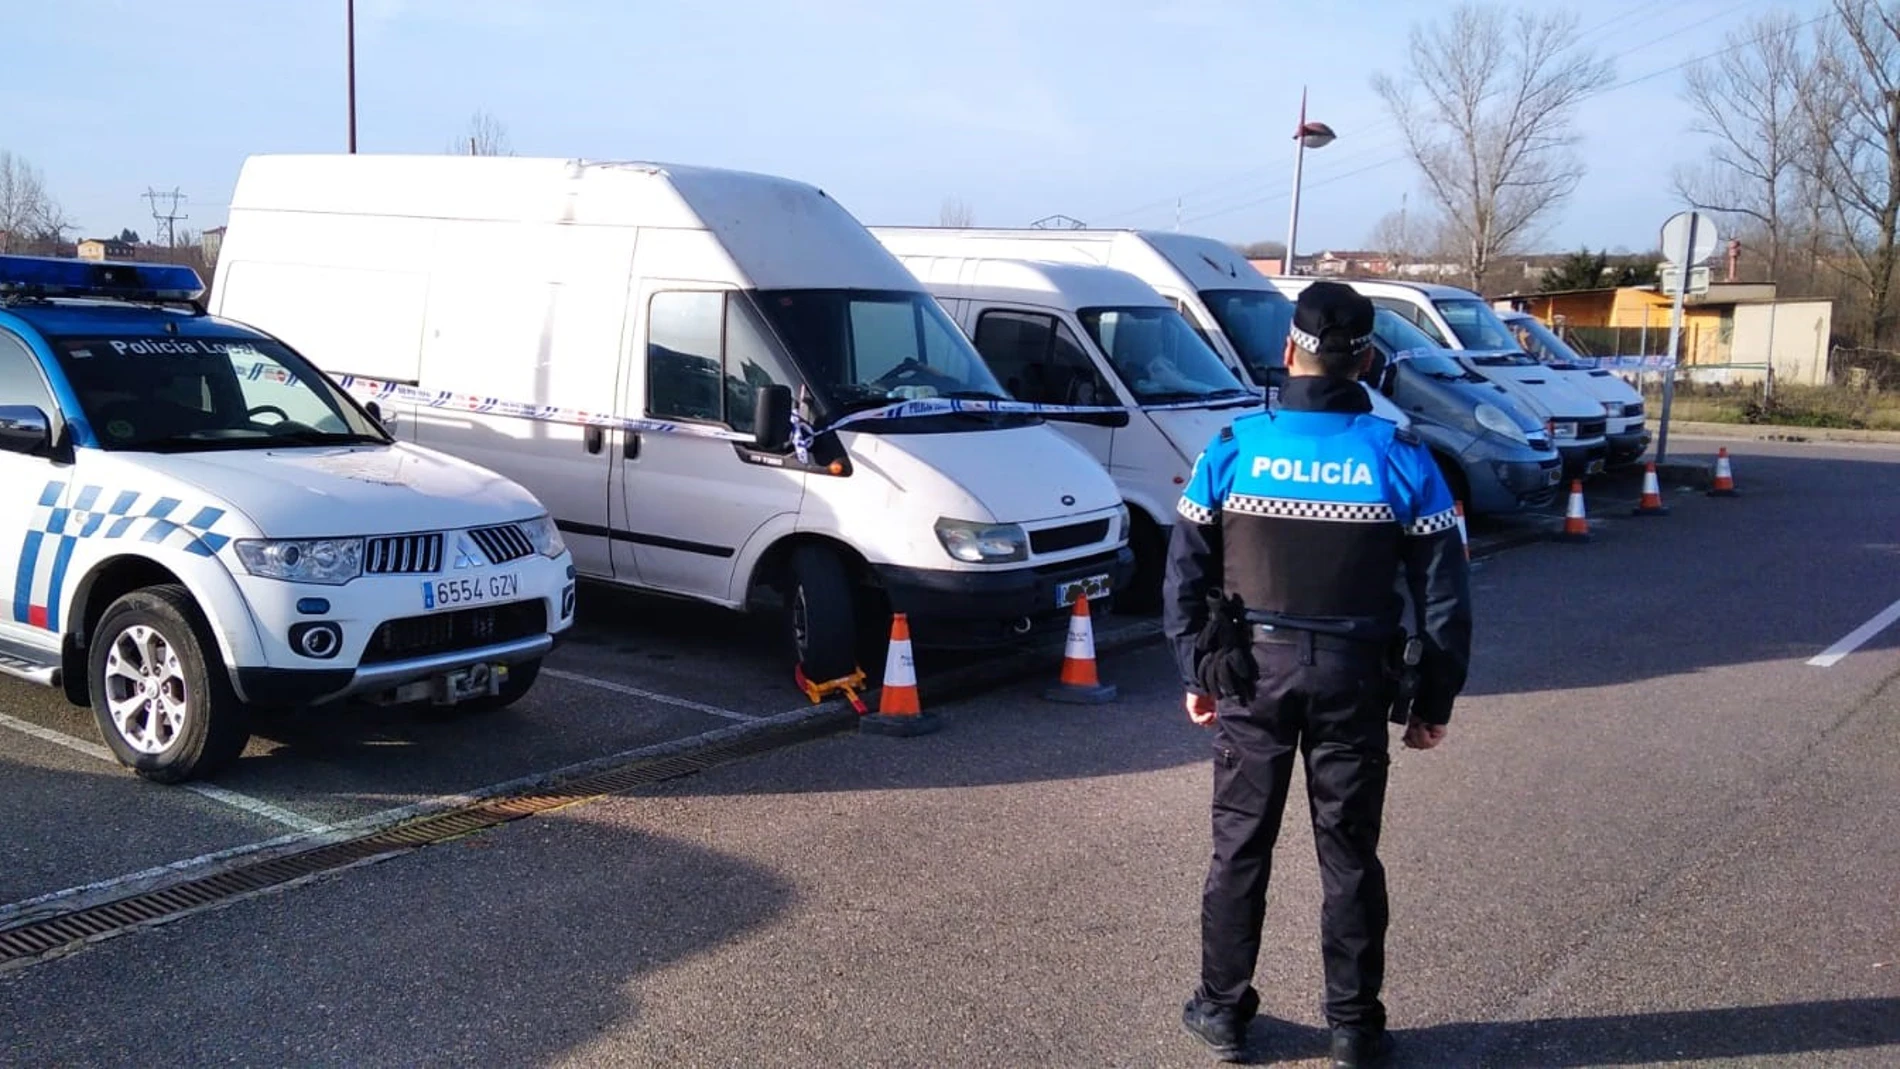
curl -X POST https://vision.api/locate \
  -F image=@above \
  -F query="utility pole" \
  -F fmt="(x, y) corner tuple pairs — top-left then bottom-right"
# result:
(346, 0), (358, 153)
(143, 187), (188, 250)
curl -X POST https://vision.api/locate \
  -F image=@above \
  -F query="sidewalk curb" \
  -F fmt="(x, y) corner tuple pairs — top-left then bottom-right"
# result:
(1666, 420), (1900, 445)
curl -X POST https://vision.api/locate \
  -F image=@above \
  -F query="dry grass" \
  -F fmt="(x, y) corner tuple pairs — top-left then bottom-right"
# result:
(1645, 383), (1900, 431)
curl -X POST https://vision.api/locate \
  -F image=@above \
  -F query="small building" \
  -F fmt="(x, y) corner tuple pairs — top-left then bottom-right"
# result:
(201, 226), (225, 262)
(1498, 283), (1835, 386)
(1312, 250), (1393, 277)
(75, 238), (136, 262)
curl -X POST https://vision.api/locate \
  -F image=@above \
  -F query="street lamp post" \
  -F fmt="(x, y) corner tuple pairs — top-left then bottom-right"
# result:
(1283, 87), (1335, 276)
(346, 0), (358, 153)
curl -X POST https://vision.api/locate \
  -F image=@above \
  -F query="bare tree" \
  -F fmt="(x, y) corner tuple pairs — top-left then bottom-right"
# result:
(0, 150), (65, 254)
(1674, 11), (1806, 282)
(938, 197), (975, 227)
(450, 109), (515, 156)
(1366, 209), (1416, 271)
(1799, 0), (1900, 344)
(1373, 3), (1614, 291)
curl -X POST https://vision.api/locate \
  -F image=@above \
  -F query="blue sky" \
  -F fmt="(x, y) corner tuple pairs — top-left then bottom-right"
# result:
(4, 0), (1822, 254)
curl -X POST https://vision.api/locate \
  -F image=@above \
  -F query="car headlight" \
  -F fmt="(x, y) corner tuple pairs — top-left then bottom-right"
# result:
(1603, 401), (1621, 417)
(518, 515), (568, 559)
(1473, 403), (1529, 445)
(934, 517), (1029, 564)
(234, 538), (363, 585)
(1547, 419), (1579, 441)
(1115, 503), (1132, 542)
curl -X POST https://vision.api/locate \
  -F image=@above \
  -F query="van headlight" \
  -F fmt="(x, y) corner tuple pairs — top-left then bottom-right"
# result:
(934, 518), (1029, 564)
(234, 538), (363, 584)
(1547, 419), (1579, 440)
(1473, 403), (1529, 445)
(1116, 503), (1132, 542)
(518, 515), (568, 559)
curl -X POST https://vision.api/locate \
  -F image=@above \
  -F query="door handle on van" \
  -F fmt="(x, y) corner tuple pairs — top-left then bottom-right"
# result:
(584, 426), (604, 454)
(623, 432), (640, 460)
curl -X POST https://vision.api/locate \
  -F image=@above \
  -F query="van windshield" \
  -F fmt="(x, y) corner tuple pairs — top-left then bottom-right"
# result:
(48, 334), (388, 453)
(753, 289), (1028, 427)
(1503, 314), (1588, 369)
(1197, 288), (1294, 386)
(1433, 298), (1523, 351)
(1076, 306), (1252, 405)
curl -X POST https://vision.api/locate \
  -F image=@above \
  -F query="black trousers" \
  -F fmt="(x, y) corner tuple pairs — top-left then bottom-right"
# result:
(1198, 638), (1391, 1030)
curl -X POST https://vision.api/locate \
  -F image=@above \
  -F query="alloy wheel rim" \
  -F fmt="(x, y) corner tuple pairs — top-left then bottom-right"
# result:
(103, 624), (188, 755)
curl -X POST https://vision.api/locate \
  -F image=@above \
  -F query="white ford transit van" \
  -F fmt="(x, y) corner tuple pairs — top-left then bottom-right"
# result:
(213, 156), (1132, 680)
(885, 253), (1260, 609)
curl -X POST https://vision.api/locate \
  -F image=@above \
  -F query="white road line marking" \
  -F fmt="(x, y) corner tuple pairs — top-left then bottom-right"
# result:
(541, 666), (760, 721)
(0, 711), (323, 833)
(0, 698), (845, 927)
(1808, 596), (1900, 667)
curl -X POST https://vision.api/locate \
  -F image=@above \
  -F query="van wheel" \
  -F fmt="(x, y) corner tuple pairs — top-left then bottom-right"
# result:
(1433, 453), (1472, 514)
(1119, 510), (1166, 616)
(89, 585), (249, 784)
(789, 547), (858, 682)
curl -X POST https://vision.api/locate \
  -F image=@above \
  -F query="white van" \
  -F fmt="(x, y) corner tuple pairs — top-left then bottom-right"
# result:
(884, 253), (1259, 608)
(1341, 279), (1613, 477)
(1496, 310), (1649, 465)
(213, 156), (1132, 680)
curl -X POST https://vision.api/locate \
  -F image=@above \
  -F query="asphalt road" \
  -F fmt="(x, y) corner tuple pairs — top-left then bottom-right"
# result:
(3, 436), (1897, 1067)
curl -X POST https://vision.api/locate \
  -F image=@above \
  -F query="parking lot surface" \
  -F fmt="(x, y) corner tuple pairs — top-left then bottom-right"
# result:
(3, 437), (1897, 1066)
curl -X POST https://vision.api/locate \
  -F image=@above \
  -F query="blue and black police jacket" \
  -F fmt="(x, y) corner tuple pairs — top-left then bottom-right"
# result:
(1162, 376), (1473, 723)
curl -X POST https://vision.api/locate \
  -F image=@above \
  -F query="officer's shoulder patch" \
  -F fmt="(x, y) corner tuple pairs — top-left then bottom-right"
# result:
(1392, 425), (1420, 446)
(1218, 425), (1235, 442)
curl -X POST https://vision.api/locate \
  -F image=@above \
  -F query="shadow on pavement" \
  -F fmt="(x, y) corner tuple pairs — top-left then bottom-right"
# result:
(0, 813), (796, 1066)
(1238, 997), (1900, 1066)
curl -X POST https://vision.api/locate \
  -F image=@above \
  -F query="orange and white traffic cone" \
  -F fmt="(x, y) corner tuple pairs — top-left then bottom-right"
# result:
(1632, 462), (1670, 516)
(860, 613), (941, 736)
(1557, 480), (1593, 542)
(1453, 501), (1470, 560)
(1044, 595), (1118, 704)
(1708, 447), (1740, 497)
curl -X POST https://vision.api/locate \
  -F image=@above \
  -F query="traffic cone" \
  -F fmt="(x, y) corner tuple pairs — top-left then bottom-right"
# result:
(1044, 595), (1119, 704)
(1453, 501), (1470, 560)
(1557, 480), (1593, 542)
(1708, 448), (1740, 497)
(860, 613), (941, 736)
(1632, 462), (1670, 516)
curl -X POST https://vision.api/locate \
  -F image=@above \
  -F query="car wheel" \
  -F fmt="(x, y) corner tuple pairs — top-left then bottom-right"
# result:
(89, 585), (249, 783)
(789, 546), (858, 682)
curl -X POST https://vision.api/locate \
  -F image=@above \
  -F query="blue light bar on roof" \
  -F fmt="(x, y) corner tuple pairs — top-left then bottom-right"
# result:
(0, 254), (205, 303)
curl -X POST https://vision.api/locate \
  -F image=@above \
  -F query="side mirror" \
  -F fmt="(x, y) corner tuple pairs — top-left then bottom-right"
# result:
(364, 400), (399, 433)
(752, 384), (794, 452)
(0, 406), (51, 455)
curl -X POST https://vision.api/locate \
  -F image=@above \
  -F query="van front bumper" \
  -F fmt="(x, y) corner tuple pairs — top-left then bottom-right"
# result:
(1607, 426), (1651, 465)
(872, 547), (1136, 648)
(235, 633), (556, 708)
(1557, 440), (1610, 479)
(1466, 454), (1564, 514)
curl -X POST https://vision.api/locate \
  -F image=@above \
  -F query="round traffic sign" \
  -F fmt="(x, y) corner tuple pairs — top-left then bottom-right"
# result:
(1661, 211), (1720, 266)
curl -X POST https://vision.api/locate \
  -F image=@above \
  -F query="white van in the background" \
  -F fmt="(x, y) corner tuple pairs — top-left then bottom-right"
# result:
(213, 156), (1132, 680)
(1343, 279), (1613, 477)
(867, 227), (1412, 429)
(888, 253), (1259, 609)
(1497, 309), (1650, 466)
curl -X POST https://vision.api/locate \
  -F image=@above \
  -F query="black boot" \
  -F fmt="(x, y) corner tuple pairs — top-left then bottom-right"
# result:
(1329, 1025), (1391, 1068)
(1181, 990), (1259, 1062)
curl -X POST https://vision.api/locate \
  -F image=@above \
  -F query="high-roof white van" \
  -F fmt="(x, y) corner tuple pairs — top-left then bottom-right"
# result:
(212, 156), (1132, 681)
(884, 253), (1260, 608)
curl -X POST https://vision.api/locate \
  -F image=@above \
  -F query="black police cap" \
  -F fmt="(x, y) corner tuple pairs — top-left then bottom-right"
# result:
(1288, 280), (1375, 355)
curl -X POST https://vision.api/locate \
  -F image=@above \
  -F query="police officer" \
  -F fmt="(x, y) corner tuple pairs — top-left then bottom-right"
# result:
(1165, 281), (1472, 1067)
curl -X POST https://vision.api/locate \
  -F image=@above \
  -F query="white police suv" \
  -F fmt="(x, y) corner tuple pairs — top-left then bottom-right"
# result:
(0, 256), (575, 782)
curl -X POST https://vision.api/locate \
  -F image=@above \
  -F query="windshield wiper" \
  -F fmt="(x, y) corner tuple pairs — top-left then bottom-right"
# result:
(257, 429), (389, 447)
(1139, 390), (1228, 404)
(940, 390), (1012, 402)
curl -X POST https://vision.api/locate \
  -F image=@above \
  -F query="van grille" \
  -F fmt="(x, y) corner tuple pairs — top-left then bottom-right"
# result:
(1622, 402), (1646, 418)
(468, 524), (535, 565)
(1030, 519), (1110, 555)
(1578, 418), (1607, 439)
(362, 602), (547, 664)
(365, 533), (443, 575)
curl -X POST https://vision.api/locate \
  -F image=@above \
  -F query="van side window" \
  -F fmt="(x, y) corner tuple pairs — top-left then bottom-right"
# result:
(648, 291), (793, 430)
(0, 331), (58, 413)
(972, 311), (1114, 407)
(1369, 298), (1450, 346)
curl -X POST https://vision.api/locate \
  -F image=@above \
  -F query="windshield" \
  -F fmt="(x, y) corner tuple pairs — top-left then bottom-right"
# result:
(1371, 307), (1445, 357)
(753, 289), (1020, 422)
(50, 334), (389, 453)
(1077, 306), (1250, 404)
(1197, 288), (1294, 386)
(1503, 315), (1586, 368)
(1433, 298), (1523, 351)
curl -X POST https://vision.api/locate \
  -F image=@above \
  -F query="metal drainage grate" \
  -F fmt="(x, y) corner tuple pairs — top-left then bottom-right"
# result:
(0, 711), (851, 972)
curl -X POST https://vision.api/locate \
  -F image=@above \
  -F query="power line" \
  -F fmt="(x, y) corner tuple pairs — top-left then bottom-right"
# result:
(143, 187), (188, 249)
